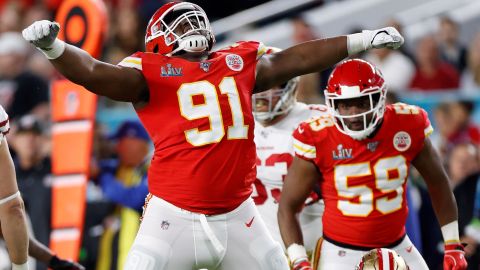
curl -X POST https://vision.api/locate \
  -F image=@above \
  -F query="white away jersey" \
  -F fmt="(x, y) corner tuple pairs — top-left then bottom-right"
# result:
(253, 102), (327, 251)
(254, 103), (327, 190)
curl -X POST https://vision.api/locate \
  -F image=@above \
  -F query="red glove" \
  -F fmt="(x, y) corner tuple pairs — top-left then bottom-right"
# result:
(292, 258), (313, 270)
(444, 243), (468, 270)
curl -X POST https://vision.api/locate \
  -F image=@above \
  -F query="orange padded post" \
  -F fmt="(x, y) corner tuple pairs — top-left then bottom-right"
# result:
(50, 0), (107, 259)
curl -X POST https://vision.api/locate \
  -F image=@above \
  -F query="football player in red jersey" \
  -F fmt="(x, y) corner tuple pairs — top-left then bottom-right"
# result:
(278, 59), (468, 270)
(23, 2), (404, 269)
(0, 105), (29, 270)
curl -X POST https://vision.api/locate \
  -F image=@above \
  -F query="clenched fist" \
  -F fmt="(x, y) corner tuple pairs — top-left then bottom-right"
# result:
(22, 20), (65, 59)
(347, 26), (404, 56)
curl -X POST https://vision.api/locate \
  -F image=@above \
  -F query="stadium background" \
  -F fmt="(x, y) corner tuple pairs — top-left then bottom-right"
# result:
(0, 0), (479, 269)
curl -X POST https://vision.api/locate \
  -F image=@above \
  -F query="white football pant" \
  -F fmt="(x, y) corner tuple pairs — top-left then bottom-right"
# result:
(124, 195), (289, 270)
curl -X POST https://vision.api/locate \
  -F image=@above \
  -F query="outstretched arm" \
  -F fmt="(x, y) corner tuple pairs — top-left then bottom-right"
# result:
(23, 21), (147, 102)
(278, 156), (320, 270)
(412, 138), (468, 270)
(0, 141), (29, 268)
(0, 224), (84, 270)
(255, 27), (403, 92)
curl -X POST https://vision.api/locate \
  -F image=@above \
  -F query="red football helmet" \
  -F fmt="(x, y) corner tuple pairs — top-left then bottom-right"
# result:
(145, 2), (215, 56)
(356, 248), (410, 270)
(325, 59), (386, 140)
(252, 47), (300, 124)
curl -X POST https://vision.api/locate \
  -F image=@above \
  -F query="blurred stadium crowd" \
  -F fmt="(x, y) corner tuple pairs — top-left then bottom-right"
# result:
(0, 0), (479, 269)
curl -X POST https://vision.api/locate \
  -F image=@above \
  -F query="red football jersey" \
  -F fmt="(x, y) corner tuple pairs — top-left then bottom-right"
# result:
(119, 41), (267, 215)
(293, 103), (433, 247)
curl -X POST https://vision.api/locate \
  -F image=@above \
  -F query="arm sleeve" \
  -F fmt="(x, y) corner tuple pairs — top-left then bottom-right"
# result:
(0, 106), (9, 144)
(292, 123), (317, 161)
(118, 52), (142, 71)
(99, 172), (149, 211)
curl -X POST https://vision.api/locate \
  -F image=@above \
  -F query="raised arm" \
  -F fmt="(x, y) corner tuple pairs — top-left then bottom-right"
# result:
(254, 27), (404, 92)
(22, 21), (147, 103)
(412, 138), (468, 270)
(278, 156), (321, 270)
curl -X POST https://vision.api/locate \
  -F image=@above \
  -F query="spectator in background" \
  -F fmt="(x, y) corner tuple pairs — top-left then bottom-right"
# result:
(365, 19), (415, 93)
(431, 101), (480, 157)
(93, 121), (150, 270)
(448, 143), (480, 269)
(438, 16), (467, 73)
(383, 18), (415, 61)
(420, 142), (480, 270)
(103, 4), (144, 65)
(290, 16), (328, 104)
(460, 32), (480, 93)
(448, 143), (480, 188)
(8, 115), (52, 270)
(410, 35), (460, 91)
(0, 3), (21, 33)
(364, 34), (415, 92)
(0, 32), (49, 121)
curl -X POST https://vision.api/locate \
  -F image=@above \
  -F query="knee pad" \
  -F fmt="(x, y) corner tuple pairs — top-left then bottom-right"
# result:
(249, 237), (289, 270)
(124, 235), (171, 270)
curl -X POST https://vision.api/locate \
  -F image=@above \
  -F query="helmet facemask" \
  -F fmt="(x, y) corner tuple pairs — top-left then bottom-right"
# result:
(253, 77), (299, 124)
(325, 85), (386, 140)
(146, 2), (214, 56)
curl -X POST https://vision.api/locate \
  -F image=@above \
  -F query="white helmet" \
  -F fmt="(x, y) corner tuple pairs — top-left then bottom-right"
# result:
(252, 47), (299, 123)
(355, 248), (410, 270)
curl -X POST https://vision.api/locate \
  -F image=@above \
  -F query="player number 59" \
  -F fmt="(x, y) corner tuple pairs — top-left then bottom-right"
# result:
(334, 155), (408, 217)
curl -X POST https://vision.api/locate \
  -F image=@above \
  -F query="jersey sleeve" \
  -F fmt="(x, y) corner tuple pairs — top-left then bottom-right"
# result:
(292, 122), (317, 160)
(118, 52), (142, 70)
(420, 108), (434, 138)
(255, 42), (267, 60)
(225, 41), (267, 61)
(0, 105), (10, 144)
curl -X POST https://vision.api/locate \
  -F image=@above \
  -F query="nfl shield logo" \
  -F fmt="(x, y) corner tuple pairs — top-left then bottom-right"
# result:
(161, 220), (170, 230)
(200, 61), (211, 72)
(367, 141), (379, 152)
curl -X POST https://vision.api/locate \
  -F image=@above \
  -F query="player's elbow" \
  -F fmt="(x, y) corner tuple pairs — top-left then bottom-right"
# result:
(1, 197), (26, 221)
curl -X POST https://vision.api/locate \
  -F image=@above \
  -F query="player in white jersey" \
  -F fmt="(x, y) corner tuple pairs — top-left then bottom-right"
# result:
(252, 47), (326, 253)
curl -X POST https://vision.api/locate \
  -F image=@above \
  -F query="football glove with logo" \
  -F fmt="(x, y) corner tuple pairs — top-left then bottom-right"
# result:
(22, 20), (65, 59)
(347, 27), (404, 56)
(443, 243), (468, 270)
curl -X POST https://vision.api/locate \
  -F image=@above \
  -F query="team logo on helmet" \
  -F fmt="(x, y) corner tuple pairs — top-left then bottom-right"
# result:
(226, 54), (244, 71)
(393, 131), (411, 152)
